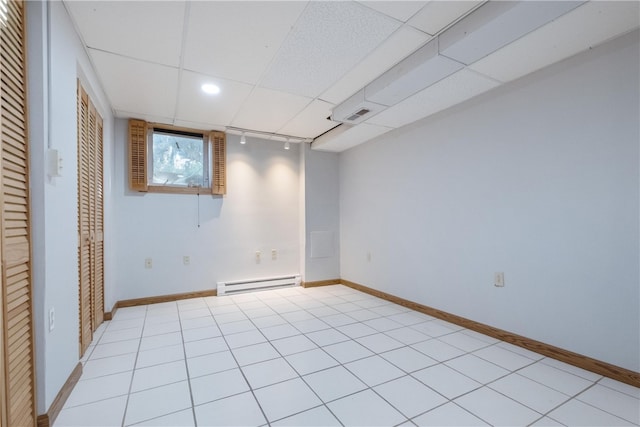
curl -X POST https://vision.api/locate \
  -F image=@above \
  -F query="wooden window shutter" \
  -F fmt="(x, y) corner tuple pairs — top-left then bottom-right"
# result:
(211, 131), (226, 195)
(129, 119), (148, 191)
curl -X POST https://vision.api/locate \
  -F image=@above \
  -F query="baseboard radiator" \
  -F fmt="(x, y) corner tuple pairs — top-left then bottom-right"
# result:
(217, 275), (301, 296)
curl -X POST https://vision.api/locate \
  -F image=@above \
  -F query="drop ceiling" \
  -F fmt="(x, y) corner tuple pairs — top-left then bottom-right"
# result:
(64, 1), (639, 152)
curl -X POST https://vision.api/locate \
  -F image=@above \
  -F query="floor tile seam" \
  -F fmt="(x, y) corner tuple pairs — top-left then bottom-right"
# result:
(538, 357), (605, 382)
(439, 336), (496, 354)
(445, 345), (528, 374)
(442, 355), (516, 388)
(511, 363), (595, 396)
(79, 368), (136, 382)
(98, 335), (145, 346)
(173, 306), (200, 427)
(203, 300), (272, 426)
(123, 402), (193, 427)
(120, 304), (150, 427)
(594, 378), (640, 400)
(124, 408), (193, 427)
(100, 326), (144, 337)
(409, 364), (481, 402)
(483, 375), (564, 417)
(86, 349), (140, 362)
(474, 340), (540, 363)
(569, 382), (640, 424)
(238, 300), (346, 426)
(61, 390), (131, 411)
(416, 400), (493, 426)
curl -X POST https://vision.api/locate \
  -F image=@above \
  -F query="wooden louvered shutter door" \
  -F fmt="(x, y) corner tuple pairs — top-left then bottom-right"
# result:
(77, 82), (104, 356)
(0, 0), (37, 425)
(93, 113), (104, 328)
(77, 82), (92, 355)
(129, 119), (147, 191)
(210, 132), (226, 195)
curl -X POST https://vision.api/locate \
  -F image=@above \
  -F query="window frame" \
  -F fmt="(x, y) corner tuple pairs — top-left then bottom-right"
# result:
(146, 125), (211, 194)
(128, 119), (226, 195)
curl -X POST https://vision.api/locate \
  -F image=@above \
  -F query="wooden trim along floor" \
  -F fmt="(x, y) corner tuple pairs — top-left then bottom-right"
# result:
(339, 279), (640, 388)
(100, 280), (639, 388)
(302, 279), (341, 288)
(104, 289), (218, 320)
(37, 362), (83, 427)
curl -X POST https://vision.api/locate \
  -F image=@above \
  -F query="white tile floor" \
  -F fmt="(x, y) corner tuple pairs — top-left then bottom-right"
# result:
(54, 285), (640, 427)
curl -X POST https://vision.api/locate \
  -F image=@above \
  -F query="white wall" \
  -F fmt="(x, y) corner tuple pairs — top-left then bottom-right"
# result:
(339, 31), (639, 371)
(303, 144), (340, 282)
(113, 125), (300, 301)
(27, 1), (116, 413)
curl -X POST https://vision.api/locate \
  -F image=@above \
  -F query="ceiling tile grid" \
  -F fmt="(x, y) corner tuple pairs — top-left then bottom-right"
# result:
(66, 1), (186, 67)
(63, 0), (639, 152)
(175, 70), (254, 128)
(89, 50), (179, 120)
(182, 1), (308, 85)
(259, 1), (401, 99)
(230, 87), (312, 134)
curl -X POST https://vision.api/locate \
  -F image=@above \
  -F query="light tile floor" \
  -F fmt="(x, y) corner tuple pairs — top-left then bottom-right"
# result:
(54, 285), (640, 427)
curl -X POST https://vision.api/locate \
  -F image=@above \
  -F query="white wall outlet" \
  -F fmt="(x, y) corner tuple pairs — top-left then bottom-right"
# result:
(183, 256), (190, 265)
(145, 258), (152, 269)
(271, 249), (277, 260)
(49, 307), (55, 332)
(255, 251), (261, 263)
(494, 272), (505, 287)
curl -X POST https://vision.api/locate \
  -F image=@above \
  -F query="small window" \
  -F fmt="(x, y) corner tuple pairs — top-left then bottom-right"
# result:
(128, 120), (226, 195)
(150, 128), (209, 189)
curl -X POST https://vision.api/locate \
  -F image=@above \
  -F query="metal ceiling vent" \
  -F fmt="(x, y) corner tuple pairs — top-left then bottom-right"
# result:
(346, 108), (371, 122)
(217, 274), (301, 296)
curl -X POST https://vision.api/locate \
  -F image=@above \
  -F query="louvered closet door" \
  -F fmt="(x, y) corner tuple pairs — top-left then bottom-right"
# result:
(77, 82), (104, 356)
(92, 109), (104, 328)
(77, 83), (92, 355)
(0, 0), (37, 425)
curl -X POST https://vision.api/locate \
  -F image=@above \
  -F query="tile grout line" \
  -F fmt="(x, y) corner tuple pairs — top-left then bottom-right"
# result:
(119, 305), (150, 427)
(204, 296), (273, 427)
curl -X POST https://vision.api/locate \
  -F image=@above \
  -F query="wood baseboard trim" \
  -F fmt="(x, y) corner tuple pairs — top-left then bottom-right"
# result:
(340, 279), (640, 388)
(37, 362), (83, 427)
(116, 289), (218, 309)
(103, 307), (115, 321)
(302, 279), (341, 288)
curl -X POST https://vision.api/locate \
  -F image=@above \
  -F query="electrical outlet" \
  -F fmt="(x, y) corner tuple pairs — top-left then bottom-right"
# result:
(494, 272), (505, 287)
(271, 249), (277, 260)
(49, 307), (55, 332)
(255, 251), (261, 263)
(183, 256), (190, 266)
(145, 258), (152, 269)
(367, 252), (372, 262)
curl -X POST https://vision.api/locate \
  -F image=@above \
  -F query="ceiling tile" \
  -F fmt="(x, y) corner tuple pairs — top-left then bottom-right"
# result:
(65, 1), (185, 67)
(278, 99), (339, 138)
(183, 1), (307, 85)
(175, 70), (253, 129)
(321, 26), (431, 105)
(312, 123), (392, 152)
(231, 88), (312, 133)
(468, 1), (640, 83)
(90, 49), (179, 119)
(260, 1), (400, 98)
(357, 1), (428, 22)
(367, 68), (499, 129)
(409, 1), (482, 35)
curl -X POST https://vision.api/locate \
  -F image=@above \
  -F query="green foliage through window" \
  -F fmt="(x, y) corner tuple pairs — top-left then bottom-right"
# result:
(150, 131), (208, 187)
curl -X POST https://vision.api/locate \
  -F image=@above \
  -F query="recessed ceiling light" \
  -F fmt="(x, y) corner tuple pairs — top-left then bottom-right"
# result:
(201, 83), (220, 95)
